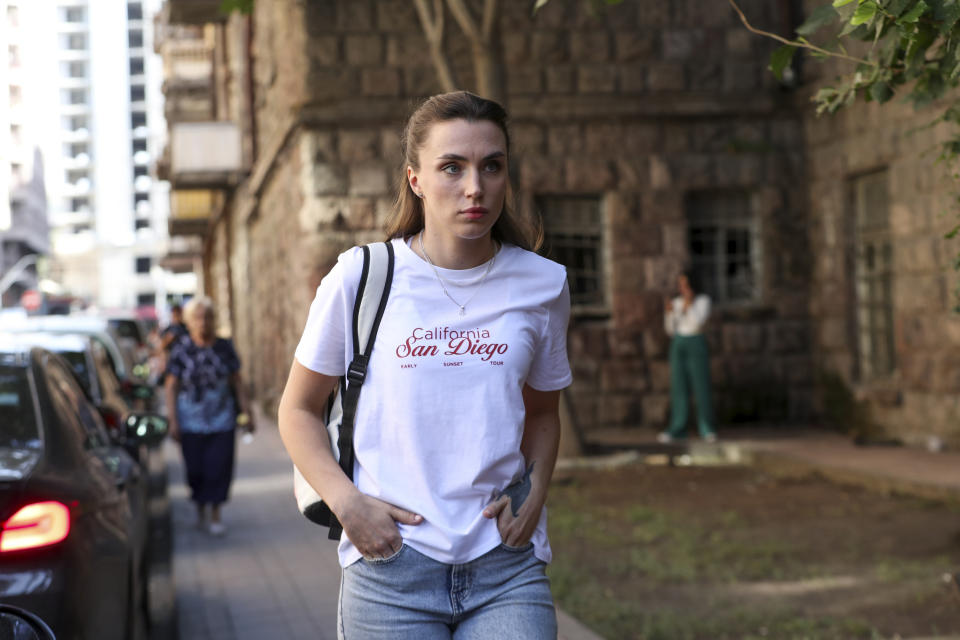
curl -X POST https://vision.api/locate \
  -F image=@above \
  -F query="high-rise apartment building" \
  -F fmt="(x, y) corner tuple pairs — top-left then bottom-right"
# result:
(0, 1), (49, 307)
(12, 0), (191, 312)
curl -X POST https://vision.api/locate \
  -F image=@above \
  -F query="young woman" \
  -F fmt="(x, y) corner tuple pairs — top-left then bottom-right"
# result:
(165, 297), (255, 535)
(658, 272), (718, 443)
(278, 91), (572, 638)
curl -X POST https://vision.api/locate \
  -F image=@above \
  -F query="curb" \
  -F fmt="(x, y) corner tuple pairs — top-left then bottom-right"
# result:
(557, 607), (605, 640)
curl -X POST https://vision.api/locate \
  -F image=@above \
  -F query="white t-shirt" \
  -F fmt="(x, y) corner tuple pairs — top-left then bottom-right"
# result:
(295, 237), (573, 567)
(664, 294), (711, 336)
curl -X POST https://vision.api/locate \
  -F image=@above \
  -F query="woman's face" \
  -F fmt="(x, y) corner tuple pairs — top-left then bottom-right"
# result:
(407, 118), (507, 242)
(678, 275), (692, 297)
(185, 306), (214, 340)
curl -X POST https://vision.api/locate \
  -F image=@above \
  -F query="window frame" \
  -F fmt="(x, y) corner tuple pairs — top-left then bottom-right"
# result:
(686, 190), (763, 308)
(537, 194), (609, 318)
(850, 170), (896, 381)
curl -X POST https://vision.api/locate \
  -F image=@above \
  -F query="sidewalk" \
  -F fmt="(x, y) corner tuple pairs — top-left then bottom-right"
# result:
(165, 412), (603, 640)
(166, 420), (960, 640)
(723, 428), (960, 502)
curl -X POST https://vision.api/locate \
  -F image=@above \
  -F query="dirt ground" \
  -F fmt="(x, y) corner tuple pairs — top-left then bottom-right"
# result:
(546, 462), (960, 640)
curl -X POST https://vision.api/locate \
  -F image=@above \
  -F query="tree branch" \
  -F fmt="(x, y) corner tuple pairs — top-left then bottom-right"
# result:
(413, 0), (458, 92)
(728, 0), (876, 67)
(482, 0), (498, 43)
(446, 0), (480, 40)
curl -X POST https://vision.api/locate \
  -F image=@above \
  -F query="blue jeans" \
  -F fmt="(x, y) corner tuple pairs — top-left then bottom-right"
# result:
(338, 543), (557, 639)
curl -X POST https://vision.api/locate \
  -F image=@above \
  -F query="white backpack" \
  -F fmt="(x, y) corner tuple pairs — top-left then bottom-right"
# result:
(292, 241), (394, 540)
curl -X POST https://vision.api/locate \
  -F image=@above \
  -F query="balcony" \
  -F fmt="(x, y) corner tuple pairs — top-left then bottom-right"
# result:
(169, 121), (243, 188)
(168, 189), (214, 237)
(166, 0), (225, 25)
(164, 40), (212, 84)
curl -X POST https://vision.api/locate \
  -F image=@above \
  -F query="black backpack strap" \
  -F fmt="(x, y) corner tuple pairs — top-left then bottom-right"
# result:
(329, 241), (395, 540)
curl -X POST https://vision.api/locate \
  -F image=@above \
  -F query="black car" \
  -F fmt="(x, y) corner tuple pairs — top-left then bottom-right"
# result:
(0, 337), (165, 639)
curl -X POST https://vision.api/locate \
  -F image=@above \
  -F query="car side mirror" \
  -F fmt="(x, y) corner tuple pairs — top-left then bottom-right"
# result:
(0, 604), (56, 639)
(124, 413), (168, 448)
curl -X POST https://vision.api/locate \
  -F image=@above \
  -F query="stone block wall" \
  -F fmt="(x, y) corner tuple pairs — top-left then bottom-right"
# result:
(212, 0), (815, 434)
(804, 87), (960, 444)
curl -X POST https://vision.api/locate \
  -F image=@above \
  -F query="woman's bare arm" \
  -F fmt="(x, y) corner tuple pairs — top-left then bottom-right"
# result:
(277, 361), (422, 557)
(483, 385), (561, 546)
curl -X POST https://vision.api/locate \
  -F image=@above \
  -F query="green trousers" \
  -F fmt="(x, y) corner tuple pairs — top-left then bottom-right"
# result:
(666, 334), (716, 438)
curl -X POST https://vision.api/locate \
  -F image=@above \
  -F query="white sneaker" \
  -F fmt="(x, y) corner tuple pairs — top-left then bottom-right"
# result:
(656, 432), (675, 444)
(208, 521), (226, 537)
(703, 433), (718, 443)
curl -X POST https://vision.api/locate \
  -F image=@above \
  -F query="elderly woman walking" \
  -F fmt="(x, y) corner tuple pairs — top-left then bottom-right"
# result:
(165, 297), (255, 535)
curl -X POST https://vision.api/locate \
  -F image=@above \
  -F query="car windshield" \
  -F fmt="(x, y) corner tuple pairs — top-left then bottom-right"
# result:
(58, 350), (91, 395)
(108, 319), (142, 344)
(0, 365), (40, 450)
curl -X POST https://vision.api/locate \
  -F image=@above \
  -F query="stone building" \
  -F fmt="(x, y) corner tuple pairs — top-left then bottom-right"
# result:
(157, 0), (960, 447)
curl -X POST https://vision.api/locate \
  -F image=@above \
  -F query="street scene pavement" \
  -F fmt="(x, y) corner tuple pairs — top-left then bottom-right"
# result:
(161, 410), (601, 640)
(157, 411), (960, 640)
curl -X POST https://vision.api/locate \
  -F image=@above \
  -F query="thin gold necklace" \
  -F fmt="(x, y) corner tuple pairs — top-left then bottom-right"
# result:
(418, 232), (497, 317)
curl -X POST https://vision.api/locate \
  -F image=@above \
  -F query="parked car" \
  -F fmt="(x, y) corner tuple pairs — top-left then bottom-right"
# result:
(0, 336), (165, 640)
(0, 316), (154, 410)
(0, 604), (57, 640)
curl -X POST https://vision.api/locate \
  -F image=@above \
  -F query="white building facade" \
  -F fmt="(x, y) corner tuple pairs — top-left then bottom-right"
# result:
(13, 0), (190, 313)
(0, 1), (50, 307)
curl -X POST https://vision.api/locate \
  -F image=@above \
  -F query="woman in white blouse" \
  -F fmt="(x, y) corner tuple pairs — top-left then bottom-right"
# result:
(658, 272), (718, 443)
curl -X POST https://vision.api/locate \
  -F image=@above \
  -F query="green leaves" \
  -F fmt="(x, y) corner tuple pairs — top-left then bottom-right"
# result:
(833, 0), (856, 7)
(868, 81), (894, 102)
(850, 1), (878, 25)
(797, 4), (840, 36)
(900, 0), (929, 23)
(769, 45), (797, 81)
(219, 0), (253, 14)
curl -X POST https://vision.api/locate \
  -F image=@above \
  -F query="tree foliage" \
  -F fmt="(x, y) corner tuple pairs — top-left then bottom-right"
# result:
(733, 0), (960, 157)
(733, 0), (960, 304)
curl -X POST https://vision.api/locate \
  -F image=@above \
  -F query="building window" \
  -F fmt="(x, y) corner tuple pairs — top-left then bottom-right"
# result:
(127, 3), (143, 20)
(851, 170), (895, 379)
(9, 85), (21, 107)
(136, 293), (153, 307)
(538, 195), (606, 311)
(133, 166), (148, 180)
(135, 218), (150, 231)
(65, 89), (86, 105)
(687, 191), (759, 304)
(135, 257), (151, 274)
(8, 45), (20, 69)
(131, 111), (147, 128)
(10, 125), (22, 146)
(130, 85), (145, 102)
(67, 33), (87, 50)
(72, 223), (91, 233)
(132, 139), (147, 154)
(10, 163), (23, 185)
(69, 115), (88, 131)
(63, 7), (85, 23)
(67, 61), (86, 78)
(129, 57), (144, 76)
(128, 29), (143, 48)
(70, 197), (90, 213)
(7, 5), (20, 28)
(68, 142), (88, 157)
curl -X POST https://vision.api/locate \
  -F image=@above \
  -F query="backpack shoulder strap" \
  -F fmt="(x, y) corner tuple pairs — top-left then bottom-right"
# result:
(328, 241), (394, 540)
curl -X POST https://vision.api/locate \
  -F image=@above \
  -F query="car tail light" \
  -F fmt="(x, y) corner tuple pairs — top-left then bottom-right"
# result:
(0, 501), (71, 552)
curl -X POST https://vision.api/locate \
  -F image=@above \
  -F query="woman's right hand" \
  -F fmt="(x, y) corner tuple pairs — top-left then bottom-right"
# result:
(168, 419), (181, 443)
(337, 493), (423, 560)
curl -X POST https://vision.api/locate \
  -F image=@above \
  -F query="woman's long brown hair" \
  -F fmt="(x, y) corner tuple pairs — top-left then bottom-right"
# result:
(384, 91), (542, 252)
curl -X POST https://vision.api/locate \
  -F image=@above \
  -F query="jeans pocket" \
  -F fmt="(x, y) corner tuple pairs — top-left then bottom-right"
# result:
(499, 541), (534, 553)
(362, 543), (406, 565)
